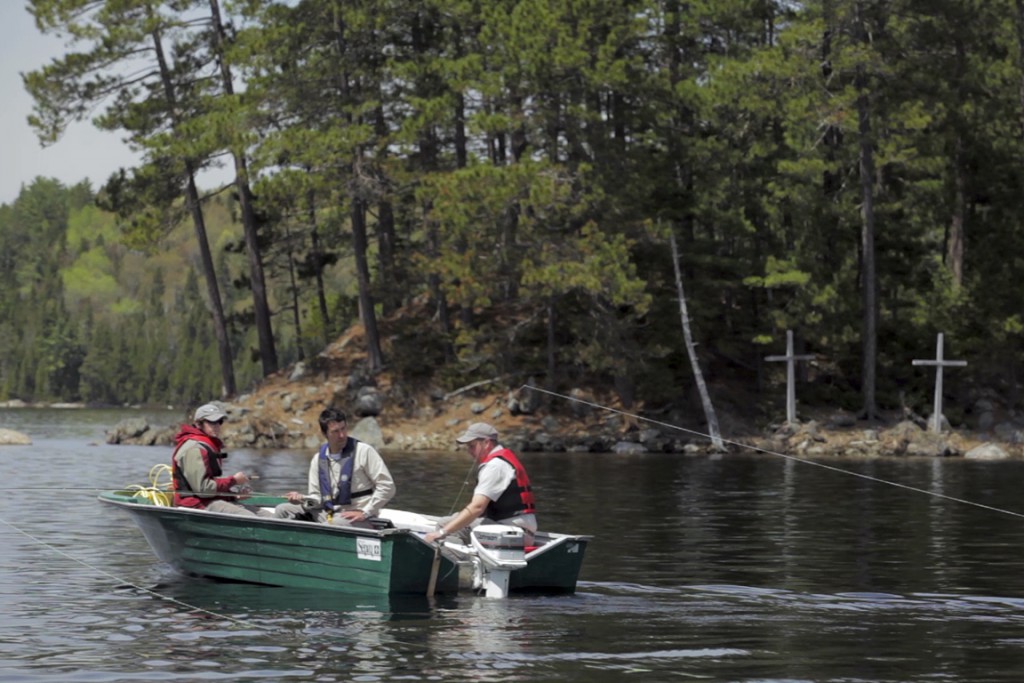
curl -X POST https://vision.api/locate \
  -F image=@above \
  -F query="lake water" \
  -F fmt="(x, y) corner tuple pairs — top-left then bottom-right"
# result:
(3, 408), (1024, 682)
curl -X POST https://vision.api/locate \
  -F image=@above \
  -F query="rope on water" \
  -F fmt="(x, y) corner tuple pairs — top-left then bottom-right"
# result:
(0, 512), (266, 629)
(522, 384), (1024, 522)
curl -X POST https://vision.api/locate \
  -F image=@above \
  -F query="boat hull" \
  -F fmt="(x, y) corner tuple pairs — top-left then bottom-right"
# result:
(99, 491), (460, 596)
(377, 509), (590, 594)
(511, 534), (589, 592)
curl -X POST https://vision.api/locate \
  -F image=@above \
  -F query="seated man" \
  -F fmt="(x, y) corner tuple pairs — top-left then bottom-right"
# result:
(425, 422), (537, 545)
(275, 407), (396, 526)
(171, 403), (273, 517)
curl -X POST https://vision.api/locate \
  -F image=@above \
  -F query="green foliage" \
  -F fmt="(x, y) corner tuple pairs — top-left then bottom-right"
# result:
(12, 0), (1024, 422)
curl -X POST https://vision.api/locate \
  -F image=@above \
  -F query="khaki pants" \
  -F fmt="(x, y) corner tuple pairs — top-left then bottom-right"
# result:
(206, 499), (276, 517)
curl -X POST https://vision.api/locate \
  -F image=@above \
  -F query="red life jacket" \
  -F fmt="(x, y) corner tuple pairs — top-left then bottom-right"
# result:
(171, 425), (234, 508)
(479, 447), (536, 520)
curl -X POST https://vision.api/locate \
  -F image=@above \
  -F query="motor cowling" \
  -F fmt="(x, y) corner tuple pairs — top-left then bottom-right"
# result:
(470, 525), (528, 598)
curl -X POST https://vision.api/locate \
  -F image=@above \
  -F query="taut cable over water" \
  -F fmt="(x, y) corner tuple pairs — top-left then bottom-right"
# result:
(522, 384), (1024, 522)
(0, 512), (262, 628)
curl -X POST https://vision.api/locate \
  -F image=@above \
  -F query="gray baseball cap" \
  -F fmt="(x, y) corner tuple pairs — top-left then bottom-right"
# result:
(194, 403), (228, 423)
(455, 422), (498, 443)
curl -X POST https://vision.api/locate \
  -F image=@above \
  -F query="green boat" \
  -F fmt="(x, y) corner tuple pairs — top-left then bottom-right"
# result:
(100, 491), (591, 598)
(99, 490), (461, 596)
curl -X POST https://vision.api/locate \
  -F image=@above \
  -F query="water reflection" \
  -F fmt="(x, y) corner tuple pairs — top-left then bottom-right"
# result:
(138, 578), (445, 619)
(9, 410), (1024, 681)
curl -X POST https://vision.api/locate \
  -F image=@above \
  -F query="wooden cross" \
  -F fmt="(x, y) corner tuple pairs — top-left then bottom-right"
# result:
(912, 333), (967, 433)
(765, 330), (815, 424)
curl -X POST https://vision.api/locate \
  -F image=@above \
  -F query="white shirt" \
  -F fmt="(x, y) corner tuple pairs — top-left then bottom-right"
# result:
(474, 445), (537, 531)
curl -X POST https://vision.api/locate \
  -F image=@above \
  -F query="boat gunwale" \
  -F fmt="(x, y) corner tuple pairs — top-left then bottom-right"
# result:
(97, 491), (415, 540)
(99, 491), (594, 545)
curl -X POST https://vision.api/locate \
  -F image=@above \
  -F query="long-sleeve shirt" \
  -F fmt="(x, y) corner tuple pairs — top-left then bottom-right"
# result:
(305, 440), (396, 518)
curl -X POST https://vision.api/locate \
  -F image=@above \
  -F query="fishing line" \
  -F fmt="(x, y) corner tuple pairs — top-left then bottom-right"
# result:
(0, 512), (266, 629)
(523, 384), (1024, 522)
(447, 457), (479, 517)
(0, 510), (452, 649)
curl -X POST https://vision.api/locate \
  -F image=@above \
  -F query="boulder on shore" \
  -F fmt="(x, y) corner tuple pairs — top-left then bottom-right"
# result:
(0, 429), (31, 445)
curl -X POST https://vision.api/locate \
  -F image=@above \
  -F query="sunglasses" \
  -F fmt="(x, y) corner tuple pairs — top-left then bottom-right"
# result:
(205, 418), (226, 425)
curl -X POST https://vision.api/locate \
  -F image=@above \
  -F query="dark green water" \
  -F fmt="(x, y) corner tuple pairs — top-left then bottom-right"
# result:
(3, 408), (1024, 682)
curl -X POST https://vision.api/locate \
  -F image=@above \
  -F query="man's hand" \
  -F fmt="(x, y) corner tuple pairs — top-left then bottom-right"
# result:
(284, 491), (304, 504)
(232, 472), (250, 485)
(338, 510), (367, 522)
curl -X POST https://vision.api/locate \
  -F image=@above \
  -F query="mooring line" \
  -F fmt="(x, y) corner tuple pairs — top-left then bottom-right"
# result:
(522, 384), (1024, 521)
(0, 512), (266, 629)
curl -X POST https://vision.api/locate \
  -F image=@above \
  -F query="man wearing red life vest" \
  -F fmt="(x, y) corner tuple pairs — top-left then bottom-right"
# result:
(425, 422), (537, 545)
(171, 402), (273, 516)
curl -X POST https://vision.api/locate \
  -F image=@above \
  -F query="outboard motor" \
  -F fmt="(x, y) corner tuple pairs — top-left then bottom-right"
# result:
(470, 524), (528, 598)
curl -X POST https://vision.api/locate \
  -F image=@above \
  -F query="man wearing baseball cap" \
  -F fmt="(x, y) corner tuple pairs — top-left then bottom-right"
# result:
(425, 422), (537, 544)
(170, 402), (272, 516)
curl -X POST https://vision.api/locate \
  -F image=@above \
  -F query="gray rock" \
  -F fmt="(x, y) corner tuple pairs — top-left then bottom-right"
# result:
(965, 443), (1010, 460)
(0, 429), (31, 445)
(638, 428), (662, 445)
(974, 398), (995, 412)
(904, 432), (957, 457)
(827, 410), (857, 428)
(613, 441), (647, 455)
(106, 417), (150, 444)
(887, 420), (925, 439)
(518, 384), (542, 415)
(569, 388), (592, 418)
(351, 416), (385, 451)
(354, 386), (383, 417)
(541, 416), (560, 432)
(994, 422), (1024, 444)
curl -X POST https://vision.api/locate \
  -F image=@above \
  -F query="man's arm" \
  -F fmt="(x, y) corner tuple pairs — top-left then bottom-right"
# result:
(178, 442), (233, 494)
(305, 454), (322, 501)
(355, 445), (396, 518)
(425, 494), (489, 543)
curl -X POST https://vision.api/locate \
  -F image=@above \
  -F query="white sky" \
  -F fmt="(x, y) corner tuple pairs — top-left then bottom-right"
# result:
(0, 5), (141, 205)
(0, 4), (229, 207)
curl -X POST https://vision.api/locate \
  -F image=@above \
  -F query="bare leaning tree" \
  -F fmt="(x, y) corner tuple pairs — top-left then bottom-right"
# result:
(669, 231), (724, 451)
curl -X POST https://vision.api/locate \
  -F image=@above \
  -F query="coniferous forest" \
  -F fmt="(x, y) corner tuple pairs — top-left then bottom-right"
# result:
(5, 0), (1024, 424)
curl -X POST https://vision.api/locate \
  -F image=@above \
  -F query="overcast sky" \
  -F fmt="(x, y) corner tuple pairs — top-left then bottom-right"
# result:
(1, 4), (235, 208)
(0, 5), (144, 205)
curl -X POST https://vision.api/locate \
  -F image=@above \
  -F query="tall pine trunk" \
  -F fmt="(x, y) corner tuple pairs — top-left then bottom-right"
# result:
(152, 26), (236, 397)
(351, 197), (385, 371)
(855, 1), (878, 421)
(208, 0), (278, 376)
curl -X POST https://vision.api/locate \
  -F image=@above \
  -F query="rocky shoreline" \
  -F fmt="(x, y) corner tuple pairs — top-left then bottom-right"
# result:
(98, 390), (1018, 461)
(6, 346), (1023, 459)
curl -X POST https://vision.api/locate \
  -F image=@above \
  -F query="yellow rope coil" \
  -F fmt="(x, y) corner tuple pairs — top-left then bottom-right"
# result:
(126, 464), (173, 506)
